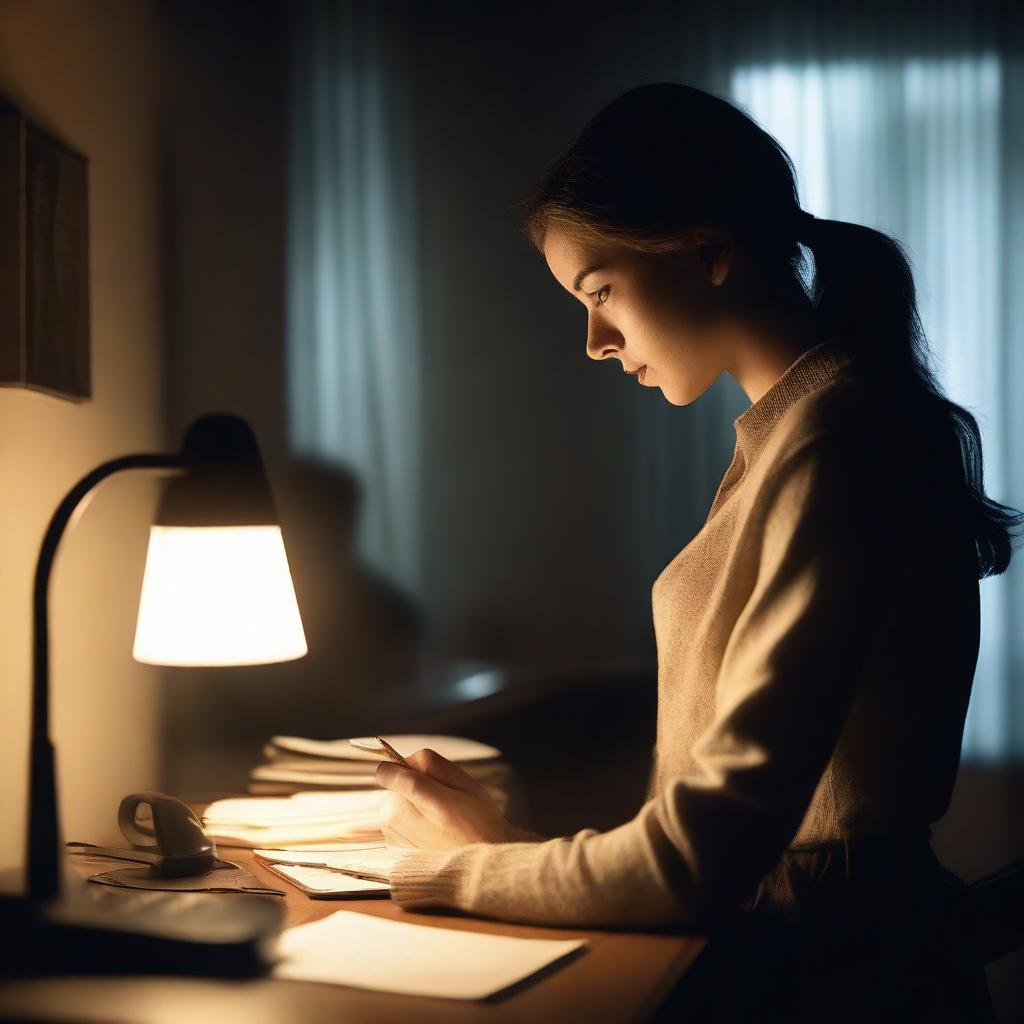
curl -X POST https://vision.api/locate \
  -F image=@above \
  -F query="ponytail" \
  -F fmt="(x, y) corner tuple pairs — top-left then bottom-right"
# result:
(796, 212), (917, 375)
(797, 213), (1023, 578)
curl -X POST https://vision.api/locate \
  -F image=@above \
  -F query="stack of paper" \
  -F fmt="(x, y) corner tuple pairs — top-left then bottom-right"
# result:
(203, 790), (389, 849)
(248, 733), (509, 795)
(273, 910), (588, 999)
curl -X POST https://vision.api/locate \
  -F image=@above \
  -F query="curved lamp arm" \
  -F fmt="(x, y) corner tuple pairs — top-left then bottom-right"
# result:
(29, 453), (185, 902)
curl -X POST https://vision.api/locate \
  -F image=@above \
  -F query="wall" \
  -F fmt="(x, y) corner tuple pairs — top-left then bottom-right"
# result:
(0, 0), (166, 877)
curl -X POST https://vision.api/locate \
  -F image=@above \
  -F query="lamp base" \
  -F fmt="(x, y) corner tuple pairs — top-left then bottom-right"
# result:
(0, 882), (283, 979)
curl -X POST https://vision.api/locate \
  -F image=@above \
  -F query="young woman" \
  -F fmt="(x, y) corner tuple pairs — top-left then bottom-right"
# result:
(374, 83), (1020, 1019)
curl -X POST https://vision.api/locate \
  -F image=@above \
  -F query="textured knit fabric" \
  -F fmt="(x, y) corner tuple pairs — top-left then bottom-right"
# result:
(387, 338), (981, 931)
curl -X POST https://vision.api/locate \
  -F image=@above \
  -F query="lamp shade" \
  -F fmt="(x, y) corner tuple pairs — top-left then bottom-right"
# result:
(132, 414), (307, 666)
(133, 524), (307, 666)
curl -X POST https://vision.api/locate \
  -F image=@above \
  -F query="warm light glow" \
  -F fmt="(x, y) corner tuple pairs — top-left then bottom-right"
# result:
(133, 526), (308, 666)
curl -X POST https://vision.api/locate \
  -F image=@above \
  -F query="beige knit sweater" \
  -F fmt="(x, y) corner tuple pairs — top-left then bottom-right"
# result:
(388, 339), (981, 929)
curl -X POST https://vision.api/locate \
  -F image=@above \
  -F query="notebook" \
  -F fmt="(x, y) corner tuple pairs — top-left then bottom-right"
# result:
(254, 846), (399, 898)
(258, 861), (389, 899)
(254, 846), (400, 882)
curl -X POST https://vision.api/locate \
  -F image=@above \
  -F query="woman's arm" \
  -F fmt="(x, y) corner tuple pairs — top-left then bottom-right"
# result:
(384, 431), (909, 928)
(387, 797), (693, 927)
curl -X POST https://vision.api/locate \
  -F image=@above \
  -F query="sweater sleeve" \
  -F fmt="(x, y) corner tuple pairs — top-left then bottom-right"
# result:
(389, 431), (907, 928)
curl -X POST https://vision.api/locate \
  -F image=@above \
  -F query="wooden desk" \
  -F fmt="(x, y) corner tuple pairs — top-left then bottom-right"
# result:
(0, 849), (705, 1024)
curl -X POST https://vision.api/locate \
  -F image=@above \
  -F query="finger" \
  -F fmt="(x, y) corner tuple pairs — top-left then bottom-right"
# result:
(376, 765), (452, 822)
(382, 823), (416, 848)
(380, 792), (431, 848)
(374, 770), (450, 827)
(404, 748), (491, 799)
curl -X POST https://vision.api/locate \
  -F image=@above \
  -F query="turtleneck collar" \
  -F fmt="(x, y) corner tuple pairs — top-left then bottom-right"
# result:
(733, 337), (853, 461)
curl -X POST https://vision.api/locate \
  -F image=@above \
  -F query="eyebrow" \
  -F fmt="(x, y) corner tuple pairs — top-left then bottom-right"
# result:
(573, 263), (606, 291)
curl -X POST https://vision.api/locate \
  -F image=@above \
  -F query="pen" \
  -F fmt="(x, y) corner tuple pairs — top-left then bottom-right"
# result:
(374, 735), (411, 769)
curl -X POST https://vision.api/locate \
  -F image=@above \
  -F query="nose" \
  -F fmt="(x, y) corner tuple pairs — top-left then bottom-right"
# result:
(585, 309), (624, 362)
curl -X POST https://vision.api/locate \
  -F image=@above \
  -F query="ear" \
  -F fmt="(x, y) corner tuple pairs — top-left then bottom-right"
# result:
(693, 227), (733, 287)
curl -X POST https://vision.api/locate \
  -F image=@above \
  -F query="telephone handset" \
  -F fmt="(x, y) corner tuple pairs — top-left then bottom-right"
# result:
(68, 791), (219, 878)
(116, 791), (218, 877)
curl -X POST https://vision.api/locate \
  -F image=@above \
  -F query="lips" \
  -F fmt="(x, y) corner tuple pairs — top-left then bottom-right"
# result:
(625, 364), (648, 383)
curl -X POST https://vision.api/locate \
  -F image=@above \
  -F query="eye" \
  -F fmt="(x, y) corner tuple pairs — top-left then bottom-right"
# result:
(590, 284), (611, 306)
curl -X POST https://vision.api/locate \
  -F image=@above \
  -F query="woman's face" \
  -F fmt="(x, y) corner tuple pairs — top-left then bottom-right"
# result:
(542, 222), (733, 406)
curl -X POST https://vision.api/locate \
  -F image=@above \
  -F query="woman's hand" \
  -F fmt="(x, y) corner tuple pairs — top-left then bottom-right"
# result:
(375, 748), (524, 851)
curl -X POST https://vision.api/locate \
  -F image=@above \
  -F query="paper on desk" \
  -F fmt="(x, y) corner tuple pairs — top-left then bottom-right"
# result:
(271, 734), (502, 763)
(204, 790), (386, 825)
(269, 864), (389, 895)
(254, 846), (399, 881)
(258, 839), (388, 853)
(206, 821), (383, 848)
(273, 910), (587, 999)
(203, 790), (387, 847)
(250, 767), (396, 788)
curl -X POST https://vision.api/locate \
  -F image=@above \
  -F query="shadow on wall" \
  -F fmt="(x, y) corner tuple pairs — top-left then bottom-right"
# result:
(159, 456), (424, 796)
(275, 455), (425, 707)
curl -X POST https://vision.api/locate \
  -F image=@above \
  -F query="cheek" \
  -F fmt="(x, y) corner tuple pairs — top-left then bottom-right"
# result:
(623, 270), (717, 351)
(623, 300), (707, 371)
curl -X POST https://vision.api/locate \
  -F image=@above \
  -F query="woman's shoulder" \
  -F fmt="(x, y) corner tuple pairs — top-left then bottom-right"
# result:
(763, 370), (884, 465)
(759, 368), (960, 512)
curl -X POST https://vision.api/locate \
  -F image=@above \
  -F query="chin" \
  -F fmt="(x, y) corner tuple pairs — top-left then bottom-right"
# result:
(661, 373), (718, 407)
(659, 384), (699, 407)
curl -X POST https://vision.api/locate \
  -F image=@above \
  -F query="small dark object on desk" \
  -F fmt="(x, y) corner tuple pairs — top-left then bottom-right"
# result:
(115, 791), (218, 877)
(65, 790), (286, 895)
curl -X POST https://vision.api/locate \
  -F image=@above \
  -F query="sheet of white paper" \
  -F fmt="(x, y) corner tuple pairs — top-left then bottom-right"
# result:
(262, 754), (379, 773)
(258, 839), (387, 853)
(271, 734), (502, 763)
(270, 864), (389, 895)
(250, 768), (390, 787)
(206, 822), (383, 848)
(258, 754), (510, 783)
(273, 910), (586, 999)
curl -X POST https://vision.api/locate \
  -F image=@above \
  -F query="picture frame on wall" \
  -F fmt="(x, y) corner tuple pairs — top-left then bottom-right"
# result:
(0, 109), (90, 401)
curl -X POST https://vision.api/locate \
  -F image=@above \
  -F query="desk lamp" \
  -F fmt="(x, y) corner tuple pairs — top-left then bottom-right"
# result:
(2, 413), (307, 977)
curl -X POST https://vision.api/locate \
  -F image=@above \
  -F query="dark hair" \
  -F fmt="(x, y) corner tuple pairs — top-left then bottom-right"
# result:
(519, 82), (1022, 578)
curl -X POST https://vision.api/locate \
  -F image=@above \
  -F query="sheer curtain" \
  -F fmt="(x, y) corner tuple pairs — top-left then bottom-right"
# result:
(714, 12), (1023, 759)
(286, 0), (422, 598)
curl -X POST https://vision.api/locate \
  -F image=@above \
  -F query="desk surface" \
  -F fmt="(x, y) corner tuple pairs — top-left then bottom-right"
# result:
(0, 848), (705, 1024)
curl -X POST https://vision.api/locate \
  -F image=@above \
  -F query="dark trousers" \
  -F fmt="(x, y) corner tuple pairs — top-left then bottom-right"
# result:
(653, 836), (997, 1023)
